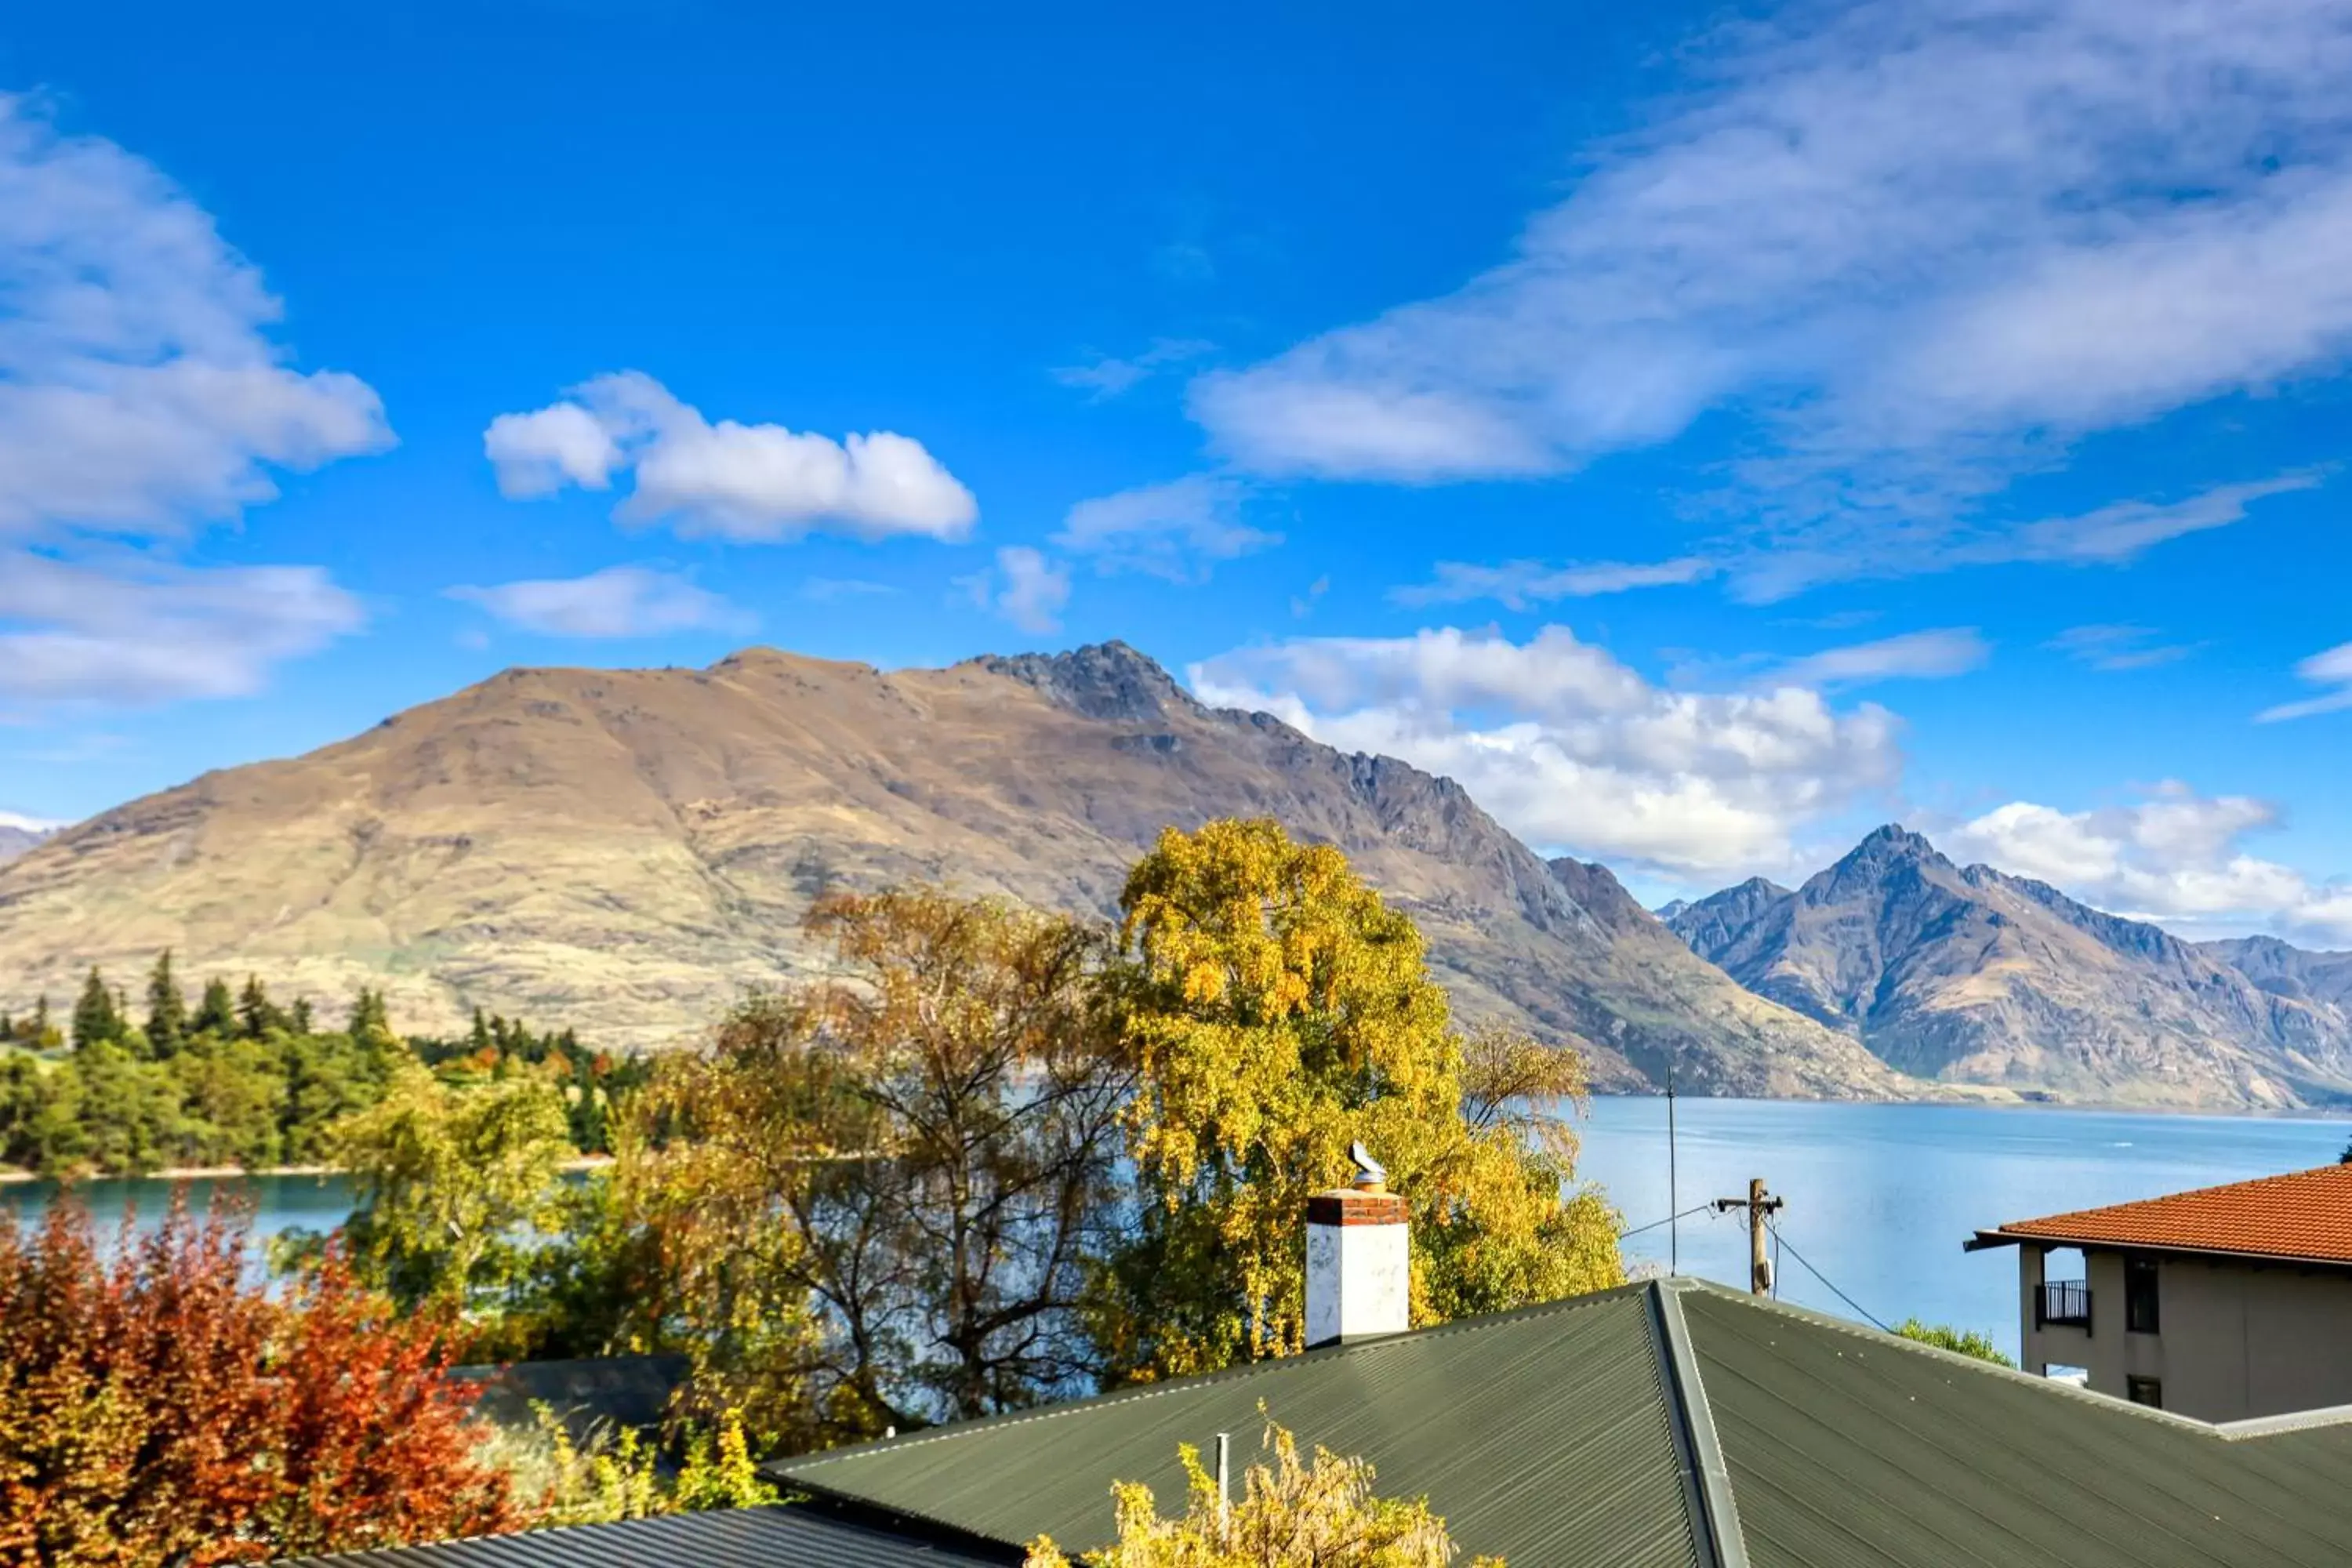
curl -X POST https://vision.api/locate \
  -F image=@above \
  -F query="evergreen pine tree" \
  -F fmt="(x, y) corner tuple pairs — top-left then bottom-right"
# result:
(29, 996), (57, 1051)
(192, 977), (237, 1038)
(144, 950), (188, 1058)
(347, 987), (396, 1049)
(71, 967), (123, 1051)
(236, 975), (286, 1039)
(290, 996), (316, 1034)
(468, 1007), (492, 1055)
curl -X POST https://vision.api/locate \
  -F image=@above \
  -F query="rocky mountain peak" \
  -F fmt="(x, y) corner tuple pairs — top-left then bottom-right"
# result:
(967, 641), (1200, 724)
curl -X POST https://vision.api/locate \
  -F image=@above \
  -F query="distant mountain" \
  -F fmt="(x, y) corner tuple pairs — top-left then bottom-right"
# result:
(0, 642), (1916, 1100)
(0, 820), (54, 867)
(1666, 826), (2352, 1108)
(2204, 935), (2352, 1011)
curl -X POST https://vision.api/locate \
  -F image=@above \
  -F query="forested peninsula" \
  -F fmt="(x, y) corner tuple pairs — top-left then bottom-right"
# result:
(0, 956), (643, 1177)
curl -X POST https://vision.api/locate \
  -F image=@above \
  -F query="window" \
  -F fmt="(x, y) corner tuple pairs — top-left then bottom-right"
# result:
(2127, 1375), (2164, 1409)
(2125, 1256), (2160, 1334)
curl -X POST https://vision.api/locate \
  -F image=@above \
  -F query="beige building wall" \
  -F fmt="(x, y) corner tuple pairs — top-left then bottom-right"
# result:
(2016, 1243), (2352, 1421)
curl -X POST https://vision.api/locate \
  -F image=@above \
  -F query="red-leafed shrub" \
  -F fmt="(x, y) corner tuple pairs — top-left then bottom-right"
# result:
(0, 1196), (521, 1565)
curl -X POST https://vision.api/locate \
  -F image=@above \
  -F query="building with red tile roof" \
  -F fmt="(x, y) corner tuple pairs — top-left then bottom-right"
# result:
(1970, 1163), (2352, 1420)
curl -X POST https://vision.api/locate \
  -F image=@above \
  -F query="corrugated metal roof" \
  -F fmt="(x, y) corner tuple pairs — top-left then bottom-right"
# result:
(775, 1283), (1704, 1568)
(1973, 1163), (2352, 1264)
(1685, 1285), (2352, 1568)
(273, 1505), (1008, 1567)
(777, 1279), (2352, 1568)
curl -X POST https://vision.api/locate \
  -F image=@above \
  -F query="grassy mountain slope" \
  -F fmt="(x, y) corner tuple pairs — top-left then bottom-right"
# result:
(0, 643), (1915, 1098)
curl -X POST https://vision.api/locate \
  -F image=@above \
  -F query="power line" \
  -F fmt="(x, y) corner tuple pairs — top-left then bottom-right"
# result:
(1766, 1217), (1888, 1332)
(1618, 1202), (1715, 1243)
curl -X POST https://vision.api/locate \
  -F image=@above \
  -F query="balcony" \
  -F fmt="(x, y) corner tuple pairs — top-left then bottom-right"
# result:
(2037, 1279), (2092, 1330)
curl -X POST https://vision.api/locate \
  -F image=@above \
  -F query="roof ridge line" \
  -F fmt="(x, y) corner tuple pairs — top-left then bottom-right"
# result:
(1675, 1276), (2285, 1439)
(1649, 1281), (1749, 1568)
(771, 1280), (1659, 1475)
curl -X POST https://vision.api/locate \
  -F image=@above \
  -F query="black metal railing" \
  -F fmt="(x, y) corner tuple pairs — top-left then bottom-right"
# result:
(2037, 1280), (2092, 1330)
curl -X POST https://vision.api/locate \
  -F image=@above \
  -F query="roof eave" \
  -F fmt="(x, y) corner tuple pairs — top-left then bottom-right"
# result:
(1967, 1229), (2352, 1271)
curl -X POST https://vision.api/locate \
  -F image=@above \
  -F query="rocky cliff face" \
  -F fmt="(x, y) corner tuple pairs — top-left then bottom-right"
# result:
(0, 643), (1911, 1098)
(1668, 826), (2352, 1107)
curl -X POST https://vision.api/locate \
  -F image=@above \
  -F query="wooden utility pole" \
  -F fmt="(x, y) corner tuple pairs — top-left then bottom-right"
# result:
(1713, 1178), (1784, 1295)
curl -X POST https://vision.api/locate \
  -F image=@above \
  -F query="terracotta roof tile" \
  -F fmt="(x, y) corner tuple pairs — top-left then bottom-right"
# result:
(1986, 1163), (2352, 1263)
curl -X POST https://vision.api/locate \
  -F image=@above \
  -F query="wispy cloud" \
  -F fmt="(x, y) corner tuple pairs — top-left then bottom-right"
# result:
(800, 576), (897, 602)
(1392, 556), (1719, 608)
(2256, 640), (2352, 722)
(0, 551), (363, 703)
(0, 95), (385, 707)
(1759, 628), (1989, 688)
(1188, 0), (2352, 580)
(1053, 475), (1279, 582)
(1051, 339), (1214, 401)
(485, 372), (977, 544)
(446, 565), (751, 639)
(2047, 624), (2199, 671)
(961, 546), (1070, 635)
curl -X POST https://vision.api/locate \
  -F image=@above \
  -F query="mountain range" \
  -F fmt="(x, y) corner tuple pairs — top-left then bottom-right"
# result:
(0, 643), (1910, 1099)
(7, 640), (2343, 1109)
(1664, 826), (2352, 1107)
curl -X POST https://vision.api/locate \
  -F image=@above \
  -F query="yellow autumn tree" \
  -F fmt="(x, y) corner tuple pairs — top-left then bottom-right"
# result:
(1024, 1419), (1500, 1568)
(1087, 818), (1621, 1381)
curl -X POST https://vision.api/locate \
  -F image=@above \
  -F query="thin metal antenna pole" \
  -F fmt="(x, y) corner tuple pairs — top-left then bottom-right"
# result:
(1667, 1061), (1678, 1276)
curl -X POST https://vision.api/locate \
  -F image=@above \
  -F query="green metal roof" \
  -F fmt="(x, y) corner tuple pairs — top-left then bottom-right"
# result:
(775, 1279), (2352, 1568)
(775, 1282), (1708, 1567)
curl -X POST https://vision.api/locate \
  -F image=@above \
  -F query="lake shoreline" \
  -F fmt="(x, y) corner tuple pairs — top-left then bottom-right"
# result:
(0, 1154), (617, 1185)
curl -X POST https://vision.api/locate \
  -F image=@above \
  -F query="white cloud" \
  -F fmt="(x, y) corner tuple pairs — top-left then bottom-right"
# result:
(2047, 624), (2199, 671)
(1190, 625), (1904, 876)
(1189, 0), (2352, 574)
(1051, 339), (1214, 401)
(446, 565), (751, 639)
(962, 546), (1070, 635)
(1762, 628), (1989, 688)
(482, 403), (623, 498)
(1053, 475), (1279, 581)
(0, 95), (393, 541)
(485, 371), (978, 544)
(0, 550), (363, 702)
(1944, 786), (2352, 941)
(2256, 640), (2352, 722)
(0, 96), (383, 707)
(0, 810), (64, 833)
(1393, 556), (1719, 608)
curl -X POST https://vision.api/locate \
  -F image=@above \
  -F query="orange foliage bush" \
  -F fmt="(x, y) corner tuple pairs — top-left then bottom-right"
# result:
(0, 1196), (519, 1565)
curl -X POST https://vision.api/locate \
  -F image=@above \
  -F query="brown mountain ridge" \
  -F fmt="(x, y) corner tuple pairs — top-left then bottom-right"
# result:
(1667, 825), (2352, 1108)
(0, 642), (1915, 1099)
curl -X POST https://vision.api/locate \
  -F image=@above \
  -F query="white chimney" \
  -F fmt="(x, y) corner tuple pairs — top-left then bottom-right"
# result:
(1305, 1150), (1410, 1347)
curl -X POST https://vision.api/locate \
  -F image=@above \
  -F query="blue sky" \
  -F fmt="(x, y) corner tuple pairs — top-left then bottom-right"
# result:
(3, 0), (2350, 939)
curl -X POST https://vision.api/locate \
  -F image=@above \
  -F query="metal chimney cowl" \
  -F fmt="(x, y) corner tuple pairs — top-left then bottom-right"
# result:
(1304, 1181), (1410, 1348)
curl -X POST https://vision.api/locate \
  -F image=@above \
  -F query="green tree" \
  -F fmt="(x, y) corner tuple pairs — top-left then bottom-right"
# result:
(237, 975), (287, 1040)
(347, 987), (394, 1047)
(71, 967), (124, 1052)
(144, 950), (188, 1059)
(313, 1064), (575, 1339)
(1089, 819), (1621, 1381)
(1893, 1319), (2014, 1366)
(192, 977), (238, 1039)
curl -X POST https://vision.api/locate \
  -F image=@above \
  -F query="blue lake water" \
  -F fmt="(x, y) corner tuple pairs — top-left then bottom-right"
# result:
(1573, 1096), (2352, 1361)
(5, 1099), (2345, 1364)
